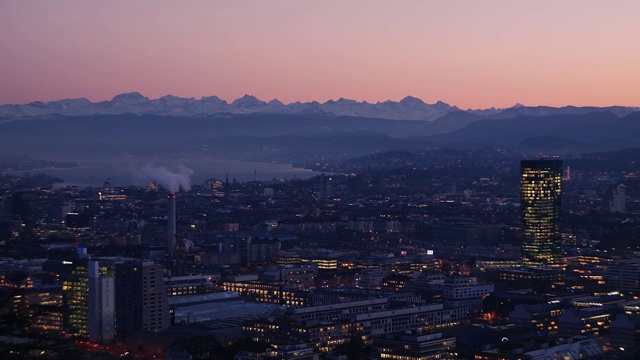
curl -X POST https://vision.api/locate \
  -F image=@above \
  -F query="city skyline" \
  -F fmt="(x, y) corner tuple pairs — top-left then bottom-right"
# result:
(4, 2), (640, 359)
(2, 1), (640, 109)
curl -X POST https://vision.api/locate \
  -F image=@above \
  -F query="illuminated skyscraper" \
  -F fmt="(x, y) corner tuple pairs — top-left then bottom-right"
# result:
(521, 159), (563, 268)
(63, 262), (88, 338)
(62, 259), (116, 341)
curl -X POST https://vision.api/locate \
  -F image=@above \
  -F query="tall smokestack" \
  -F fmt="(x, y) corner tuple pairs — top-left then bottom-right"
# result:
(167, 194), (176, 255)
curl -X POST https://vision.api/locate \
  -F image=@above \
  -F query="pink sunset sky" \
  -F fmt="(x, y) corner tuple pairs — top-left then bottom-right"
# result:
(1, 1), (639, 109)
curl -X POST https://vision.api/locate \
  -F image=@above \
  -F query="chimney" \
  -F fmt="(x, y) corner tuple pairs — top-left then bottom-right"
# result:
(167, 194), (176, 255)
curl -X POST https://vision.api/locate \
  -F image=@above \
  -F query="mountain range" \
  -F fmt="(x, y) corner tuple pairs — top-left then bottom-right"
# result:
(2, 92), (637, 121)
(0, 93), (457, 121)
(2, 93), (640, 170)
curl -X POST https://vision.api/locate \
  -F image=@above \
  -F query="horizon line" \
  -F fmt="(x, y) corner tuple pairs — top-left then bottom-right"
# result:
(2, 91), (639, 111)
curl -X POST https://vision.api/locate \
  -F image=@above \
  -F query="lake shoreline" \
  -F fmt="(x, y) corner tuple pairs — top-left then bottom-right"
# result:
(4, 158), (322, 188)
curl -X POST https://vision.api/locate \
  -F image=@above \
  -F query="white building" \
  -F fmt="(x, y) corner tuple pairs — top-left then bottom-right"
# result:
(88, 259), (115, 342)
(430, 277), (494, 310)
(610, 184), (626, 214)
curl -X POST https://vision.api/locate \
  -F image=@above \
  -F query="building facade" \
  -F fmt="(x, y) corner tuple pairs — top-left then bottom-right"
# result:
(115, 261), (170, 339)
(520, 160), (562, 268)
(62, 262), (89, 338)
(371, 331), (456, 360)
(88, 259), (115, 342)
(430, 277), (494, 311)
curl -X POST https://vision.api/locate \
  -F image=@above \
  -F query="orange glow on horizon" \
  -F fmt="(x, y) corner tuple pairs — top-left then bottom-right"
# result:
(1, 1), (639, 109)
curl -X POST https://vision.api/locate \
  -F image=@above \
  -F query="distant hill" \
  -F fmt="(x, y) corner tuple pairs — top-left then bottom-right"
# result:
(0, 113), (440, 162)
(417, 111), (640, 152)
(0, 153), (78, 171)
(301, 147), (522, 173)
(2, 107), (640, 164)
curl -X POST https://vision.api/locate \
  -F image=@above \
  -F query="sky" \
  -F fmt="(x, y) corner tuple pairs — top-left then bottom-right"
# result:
(1, 1), (639, 109)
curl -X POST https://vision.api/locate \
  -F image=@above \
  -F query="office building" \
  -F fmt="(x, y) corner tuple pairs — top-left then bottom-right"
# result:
(243, 299), (464, 352)
(13, 285), (63, 334)
(88, 259), (115, 342)
(221, 278), (307, 306)
(508, 303), (564, 333)
(62, 262), (89, 338)
(371, 330), (456, 360)
(115, 261), (170, 339)
(429, 277), (494, 311)
(602, 258), (640, 293)
(557, 307), (614, 337)
(520, 159), (563, 268)
(604, 183), (626, 214)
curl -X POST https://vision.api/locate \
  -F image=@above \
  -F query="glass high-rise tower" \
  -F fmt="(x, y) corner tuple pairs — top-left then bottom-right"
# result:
(63, 262), (88, 338)
(521, 159), (563, 268)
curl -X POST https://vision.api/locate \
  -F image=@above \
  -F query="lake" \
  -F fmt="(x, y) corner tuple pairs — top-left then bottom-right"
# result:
(5, 156), (321, 188)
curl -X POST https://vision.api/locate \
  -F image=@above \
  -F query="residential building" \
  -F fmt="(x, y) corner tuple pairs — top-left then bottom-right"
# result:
(115, 261), (169, 339)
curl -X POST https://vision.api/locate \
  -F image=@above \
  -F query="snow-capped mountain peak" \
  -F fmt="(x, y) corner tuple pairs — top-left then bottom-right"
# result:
(111, 92), (149, 103)
(4, 92), (628, 122)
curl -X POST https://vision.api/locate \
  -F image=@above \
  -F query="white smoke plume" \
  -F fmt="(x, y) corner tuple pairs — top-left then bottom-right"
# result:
(134, 164), (194, 193)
